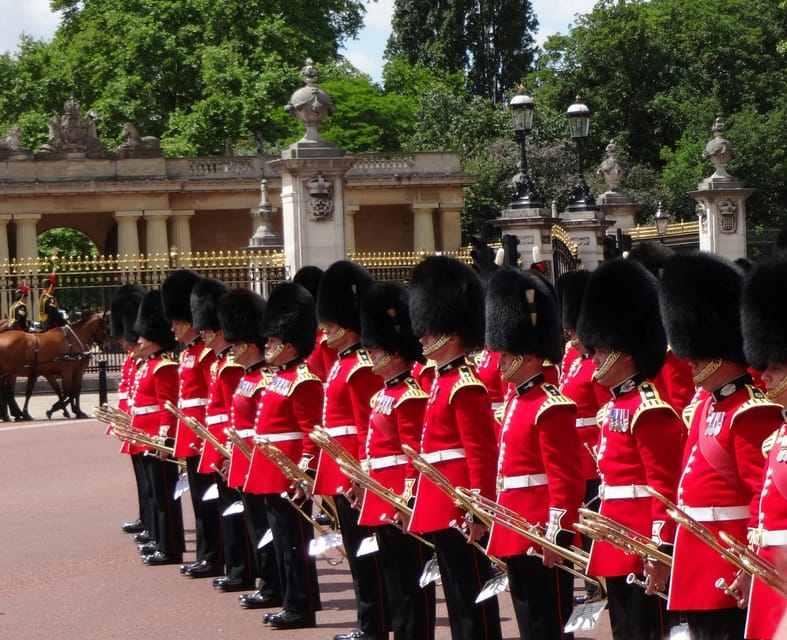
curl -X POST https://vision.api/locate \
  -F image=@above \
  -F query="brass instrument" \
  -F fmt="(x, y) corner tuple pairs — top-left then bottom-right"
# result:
(224, 426), (254, 460)
(109, 423), (176, 458)
(718, 530), (787, 598)
(457, 488), (601, 589)
(93, 404), (132, 428)
(309, 427), (362, 473)
(625, 573), (668, 601)
(577, 508), (673, 567)
(337, 458), (435, 550)
(164, 400), (231, 460)
(399, 445), (506, 573)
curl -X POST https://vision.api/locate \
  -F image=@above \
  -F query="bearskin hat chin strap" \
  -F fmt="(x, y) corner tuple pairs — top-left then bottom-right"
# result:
(692, 358), (722, 385)
(500, 354), (524, 382)
(422, 333), (450, 357)
(371, 352), (393, 374)
(592, 350), (621, 383)
(325, 327), (347, 347)
(766, 373), (787, 401)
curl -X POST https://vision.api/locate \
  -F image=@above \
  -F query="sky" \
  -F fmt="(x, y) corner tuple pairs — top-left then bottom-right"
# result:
(0, 0), (597, 84)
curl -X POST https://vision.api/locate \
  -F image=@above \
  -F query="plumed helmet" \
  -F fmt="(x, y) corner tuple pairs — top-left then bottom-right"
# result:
(741, 259), (787, 370)
(361, 282), (423, 364)
(190, 278), (229, 332)
(556, 270), (590, 333)
(13, 284), (29, 300)
(485, 267), (563, 364)
(134, 289), (176, 351)
(577, 259), (666, 378)
(260, 282), (317, 359)
(292, 265), (324, 300)
(110, 284), (145, 344)
(409, 255), (485, 350)
(316, 260), (374, 333)
(217, 288), (266, 347)
(41, 274), (56, 288)
(659, 252), (745, 366)
(161, 269), (200, 323)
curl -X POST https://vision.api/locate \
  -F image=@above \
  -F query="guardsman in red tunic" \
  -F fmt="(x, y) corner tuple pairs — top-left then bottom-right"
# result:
(358, 282), (436, 640)
(486, 267), (585, 639)
(577, 259), (684, 640)
(131, 290), (185, 565)
(294, 265), (339, 383)
(111, 284), (148, 536)
(314, 261), (390, 640)
(217, 289), (282, 604)
(243, 282), (323, 629)
(408, 255), (502, 640)
(161, 270), (223, 579)
(736, 258), (787, 638)
(660, 253), (783, 639)
(190, 278), (253, 592)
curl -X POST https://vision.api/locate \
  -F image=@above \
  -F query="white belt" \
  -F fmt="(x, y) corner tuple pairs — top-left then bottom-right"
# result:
(601, 484), (651, 500)
(180, 397), (209, 408)
(368, 454), (408, 471)
(576, 417), (597, 428)
(498, 473), (548, 491)
(264, 431), (302, 443)
(750, 528), (787, 548)
(132, 404), (160, 416)
(117, 392), (128, 401)
(681, 505), (749, 522)
(235, 428), (256, 439)
(325, 425), (358, 437)
(205, 413), (229, 426)
(421, 448), (466, 464)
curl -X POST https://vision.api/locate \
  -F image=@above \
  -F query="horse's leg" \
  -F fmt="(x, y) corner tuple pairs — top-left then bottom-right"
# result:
(6, 376), (27, 421)
(0, 381), (10, 422)
(44, 375), (69, 420)
(69, 363), (90, 420)
(22, 373), (38, 421)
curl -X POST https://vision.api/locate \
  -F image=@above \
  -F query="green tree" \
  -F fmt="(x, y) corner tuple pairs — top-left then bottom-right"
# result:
(37, 228), (99, 260)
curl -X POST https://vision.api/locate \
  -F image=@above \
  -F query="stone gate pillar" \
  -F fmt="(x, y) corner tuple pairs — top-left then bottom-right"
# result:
(113, 210), (141, 258)
(144, 210), (170, 257)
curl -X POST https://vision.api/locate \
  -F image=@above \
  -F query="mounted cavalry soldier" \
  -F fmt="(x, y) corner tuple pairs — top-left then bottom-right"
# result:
(39, 274), (66, 330)
(8, 285), (31, 331)
(660, 253), (783, 640)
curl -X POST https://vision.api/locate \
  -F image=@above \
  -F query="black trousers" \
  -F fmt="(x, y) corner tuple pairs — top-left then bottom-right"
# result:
(335, 494), (391, 634)
(685, 608), (745, 640)
(216, 474), (253, 581)
(430, 527), (502, 640)
(185, 456), (222, 564)
(264, 493), (321, 614)
(376, 523), (436, 640)
(141, 454), (184, 555)
(606, 575), (670, 640)
(241, 491), (281, 598)
(506, 553), (574, 640)
(130, 453), (148, 527)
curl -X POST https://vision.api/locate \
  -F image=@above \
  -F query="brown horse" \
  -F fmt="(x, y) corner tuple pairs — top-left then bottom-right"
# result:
(0, 313), (111, 419)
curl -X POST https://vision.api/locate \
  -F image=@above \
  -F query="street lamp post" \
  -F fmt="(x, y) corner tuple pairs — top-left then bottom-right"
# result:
(654, 201), (669, 243)
(508, 87), (542, 209)
(566, 95), (596, 211)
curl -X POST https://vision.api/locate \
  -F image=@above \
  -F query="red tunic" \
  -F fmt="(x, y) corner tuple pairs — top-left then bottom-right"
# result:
(746, 422), (787, 639)
(586, 378), (684, 578)
(669, 380), (782, 611)
(114, 353), (138, 448)
(129, 352), (178, 455)
(476, 348), (505, 407)
(313, 345), (381, 496)
(487, 376), (584, 557)
(408, 358), (498, 534)
(559, 342), (581, 389)
(198, 348), (244, 474)
(559, 353), (606, 481)
(173, 339), (215, 458)
(227, 362), (271, 489)
(358, 374), (427, 526)
(411, 360), (435, 393)
(306, 330), (338, 383)
(243, 361), (323, 495)
(652, 350), (695, 416)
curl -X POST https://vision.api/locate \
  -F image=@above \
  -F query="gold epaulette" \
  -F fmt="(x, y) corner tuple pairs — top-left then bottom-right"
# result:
(153, 354), (177, 374)
(348, 349), (374, 379)
(199, 346), (213, 362)
(631, 382), (678, 431)
(449, 365), (486, 403)
(682, 400), (701, 432)
(395, 378), (428, 407)
(535, 383), (576, 421)
(731, 385), (783, 428)
(469, 350), (484, 367)
(291, 363), (322, 393)
(370, 389), (384, 409)
(762, 428), (781, 458)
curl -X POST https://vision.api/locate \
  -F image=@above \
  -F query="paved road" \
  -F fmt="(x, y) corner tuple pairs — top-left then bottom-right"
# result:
(1, 392), (612, 639)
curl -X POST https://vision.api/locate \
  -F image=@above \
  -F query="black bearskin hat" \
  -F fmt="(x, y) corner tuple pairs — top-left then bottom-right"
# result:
(218, 288), (266, 347)
(485, 268), (563, 364)
(741, 259), (787, 370)
(190, 278), (230, 332)
(659, 252), (745, 366)
(260, 282), (317, 359)
(293, 265), (324, 300)
(361, 282), (423, 364)
(627, 241), (673, 278)
(316, 260), (374, 333)
(577, 259), (666, 378)
(556, 270), (590, 333)
(134, 290), (176, 351)
(110, 284), (146, 344)
(161, 269), (200, 323)
(409, 255), (485, 350)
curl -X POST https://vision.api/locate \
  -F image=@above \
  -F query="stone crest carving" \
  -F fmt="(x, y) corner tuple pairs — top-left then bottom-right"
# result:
(117, 122), (163, 158)
(40, 97), (107, 157)
(307, 173), (333, 221)
(0, 126), (33, 160)
(718, 199), (738, 233)
(696, 202), (708, 234)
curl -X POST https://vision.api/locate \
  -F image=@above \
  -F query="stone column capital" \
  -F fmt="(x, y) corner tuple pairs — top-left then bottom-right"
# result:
(13, 213), (42, 223)
(170, 209), (195, 219)
(114, 210), (143, 221)
(143, 209), (172, 221)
